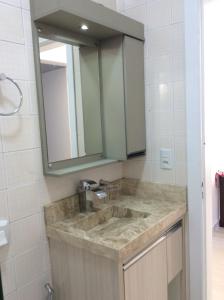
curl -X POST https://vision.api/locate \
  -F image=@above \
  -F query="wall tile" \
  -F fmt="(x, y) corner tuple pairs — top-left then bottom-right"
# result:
(149, 111), (174, 136)
(0, 0), (20, 8)
(124, 4), (147, 24)
(148, 26), (172, 57)
(144, 30), (149, 58)
(1, 259), (16, 296)
(124, 0), (145, 10)
(149, 135), (174, 162)
(123, 158), (152, 181)
(174, 136), (186, 162)
(171, 0), (184, 23)
(0, 154), (6, 190)
(22, 10), (32, 46)
(147, 55), (172, 85)
(27, 81), (38, 115)
(0, 42), (26, 80)
(0, 190), (8, 219)
(147, 0), (172, 29)
(174, 110), (186, 136)
(21, 0), (30, 10)
(175, 162), (187, 186)
(171, 23), (185, 53)
(14, 246), (44, 288)
(0, 134), (3, 153)
(145, 84), (150, 111)
(0, 3), (24, 44)
(172, 52), (185, 82)
(17, 278), (46, 300)
(5, 148), (43, 188)
(43, 242), (51, 272)
(149, 83), (172, 111)
(116, 0), (124, 12)
(9, 214), (42, 256)
(150, 162), (175, 184)
(25, 46), (36, 81)
(173, 81), (185, 110)
(7, 182), (43, 222)
(0, 80), (30, 116)
(17, 272), (52, 300)
(4, 291), (18, 300)
(1, 116), (40, 152)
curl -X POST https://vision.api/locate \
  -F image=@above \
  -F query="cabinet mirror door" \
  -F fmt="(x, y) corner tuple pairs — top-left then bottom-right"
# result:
(38, 36), (103, 164)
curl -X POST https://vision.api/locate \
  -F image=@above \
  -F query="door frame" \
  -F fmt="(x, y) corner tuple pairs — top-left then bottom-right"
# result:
(184, 0), (208, 299)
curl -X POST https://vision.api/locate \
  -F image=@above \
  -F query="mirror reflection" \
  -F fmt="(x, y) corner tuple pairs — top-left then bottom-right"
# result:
(39, 37), (103, 163)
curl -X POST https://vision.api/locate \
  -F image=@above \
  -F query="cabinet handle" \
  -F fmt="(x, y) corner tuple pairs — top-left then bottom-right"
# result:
(123, 236), (166, 271)
(166, 221), (182, 236)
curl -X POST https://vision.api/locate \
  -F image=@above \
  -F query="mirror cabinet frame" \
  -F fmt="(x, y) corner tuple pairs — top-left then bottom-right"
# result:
(31, 0), (146, 176)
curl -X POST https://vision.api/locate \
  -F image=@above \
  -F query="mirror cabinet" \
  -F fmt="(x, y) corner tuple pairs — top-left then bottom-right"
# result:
(31, 0), (146, 176)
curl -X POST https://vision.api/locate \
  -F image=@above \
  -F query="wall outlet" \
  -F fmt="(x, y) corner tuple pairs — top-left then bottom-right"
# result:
(160, 148), (173, 170)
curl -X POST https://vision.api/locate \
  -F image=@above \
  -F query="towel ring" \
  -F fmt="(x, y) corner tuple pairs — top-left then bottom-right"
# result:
(0, 73), (23, 116)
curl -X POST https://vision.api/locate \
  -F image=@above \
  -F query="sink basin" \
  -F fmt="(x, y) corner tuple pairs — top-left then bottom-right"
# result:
(54, 206), (150, 249)
(72, 206), (150, 231)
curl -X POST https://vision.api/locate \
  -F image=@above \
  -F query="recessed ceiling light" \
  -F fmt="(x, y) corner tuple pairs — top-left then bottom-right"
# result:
(81, 24), (89, 31)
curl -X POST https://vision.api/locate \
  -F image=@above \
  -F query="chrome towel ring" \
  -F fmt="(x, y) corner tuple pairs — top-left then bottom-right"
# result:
(0, 73), (23, 116)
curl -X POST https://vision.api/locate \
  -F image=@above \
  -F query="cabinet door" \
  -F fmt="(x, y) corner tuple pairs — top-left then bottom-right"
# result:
(123, 36), (146, 157)
(124, 237), (168, 300)
(167, 225), (183, 283)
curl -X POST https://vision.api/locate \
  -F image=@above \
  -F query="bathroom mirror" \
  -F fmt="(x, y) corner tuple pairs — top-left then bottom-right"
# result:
(38, 35), (103, 164)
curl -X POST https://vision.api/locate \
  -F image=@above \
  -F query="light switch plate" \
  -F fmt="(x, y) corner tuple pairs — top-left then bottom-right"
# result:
(160, 148), (173, 170)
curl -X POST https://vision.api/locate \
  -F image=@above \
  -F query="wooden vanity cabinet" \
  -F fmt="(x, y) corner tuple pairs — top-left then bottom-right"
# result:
(123, 222), (183, 300)
(124, 237), (168, 300)
(49, 221), (185, 300)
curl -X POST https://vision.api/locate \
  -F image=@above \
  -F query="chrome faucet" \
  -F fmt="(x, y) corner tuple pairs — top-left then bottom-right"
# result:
(77, 180), (107, 212)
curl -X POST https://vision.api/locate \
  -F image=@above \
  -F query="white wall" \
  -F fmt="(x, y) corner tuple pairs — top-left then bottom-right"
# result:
(0, 1), (123, 299)
(118, 0), (186, 187)
(204, 0), (224, 227)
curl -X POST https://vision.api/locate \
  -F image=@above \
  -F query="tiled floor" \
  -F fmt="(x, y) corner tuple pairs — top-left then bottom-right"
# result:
(212, 227), (224, 300)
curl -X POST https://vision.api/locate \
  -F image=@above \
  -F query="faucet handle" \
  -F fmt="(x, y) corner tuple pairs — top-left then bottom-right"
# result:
(79, 180), (98, 191)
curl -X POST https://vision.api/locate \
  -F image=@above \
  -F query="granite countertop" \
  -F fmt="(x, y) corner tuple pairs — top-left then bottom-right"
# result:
(45, 179), (187, 263)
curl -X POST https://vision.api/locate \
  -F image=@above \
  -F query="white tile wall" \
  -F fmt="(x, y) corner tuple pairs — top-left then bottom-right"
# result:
(119, 0), (186, 186)
(0, 42), (26, 80)
(4, 291), (18, 300)
(0, 154), (6, 190)
(1, 259), (16, 295)
(0, 0), (186, 298)
(1, 116), (40, 152)
(9, 214), (42, 256)
(0, 3), (24, 44)
(0, 191), (8, 219)
(0, 0), (123, 299)
(14, 246), (45, 288)
(0, 0), (20, 7)
(147, 0), (172, 29)
(0, 80), (30, 116)
(7, 182), (42, 222)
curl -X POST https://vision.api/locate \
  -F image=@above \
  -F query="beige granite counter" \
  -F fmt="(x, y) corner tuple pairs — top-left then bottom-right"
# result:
(45, 179), (187, 263)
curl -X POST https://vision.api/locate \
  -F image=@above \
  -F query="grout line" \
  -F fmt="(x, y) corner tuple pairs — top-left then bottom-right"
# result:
(0, 0), (21, 8)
